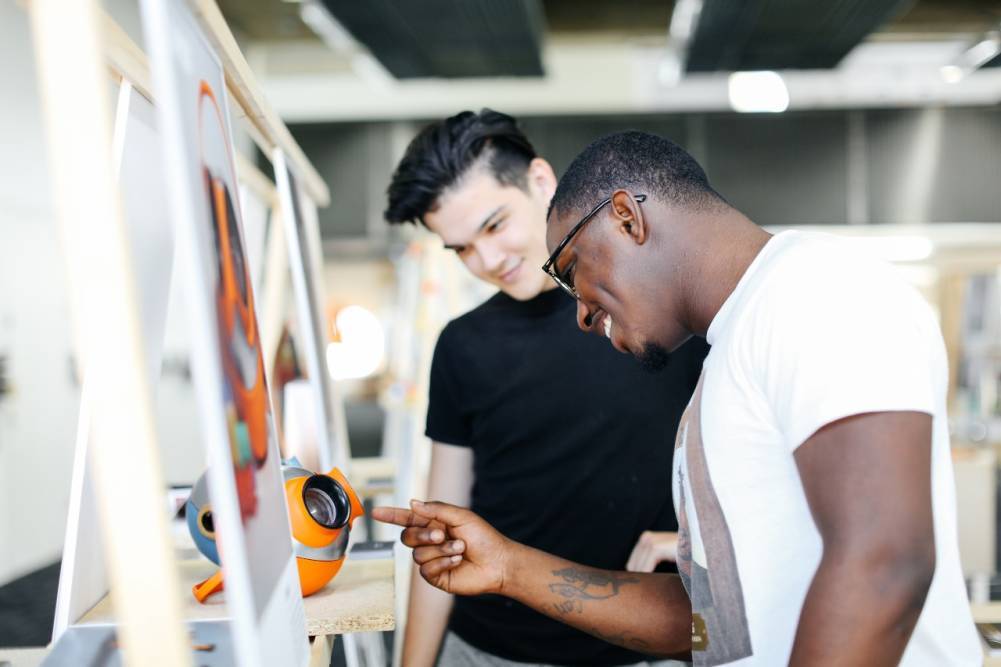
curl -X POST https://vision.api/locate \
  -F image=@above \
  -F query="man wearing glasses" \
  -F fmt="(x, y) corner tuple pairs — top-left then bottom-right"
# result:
(376, 131), (980, 666)
(383, 111), (708, 667)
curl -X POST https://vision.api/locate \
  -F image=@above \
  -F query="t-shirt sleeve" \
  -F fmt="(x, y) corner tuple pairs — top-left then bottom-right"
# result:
(754, 253), (938, 452)
(425, 325), (473, 447)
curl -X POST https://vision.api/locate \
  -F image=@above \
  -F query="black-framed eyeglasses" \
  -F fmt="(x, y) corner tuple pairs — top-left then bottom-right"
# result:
(542, 193), (646, 299)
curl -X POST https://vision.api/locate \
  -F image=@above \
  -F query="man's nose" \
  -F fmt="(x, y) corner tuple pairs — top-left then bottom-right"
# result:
(476, 242), (504, 273)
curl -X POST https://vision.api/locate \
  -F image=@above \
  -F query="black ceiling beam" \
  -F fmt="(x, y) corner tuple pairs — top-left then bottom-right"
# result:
(319, 0), (546, 79)
(685, 0), (917, 72)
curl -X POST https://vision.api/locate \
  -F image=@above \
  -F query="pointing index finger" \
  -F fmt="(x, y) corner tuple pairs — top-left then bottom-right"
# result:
(371, 506), (432, 528)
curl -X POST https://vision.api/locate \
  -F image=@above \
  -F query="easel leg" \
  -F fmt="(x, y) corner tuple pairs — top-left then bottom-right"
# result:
(308, 635), (335, 667)
(342, 633), (362, 667)
(361, 632), (387, 666)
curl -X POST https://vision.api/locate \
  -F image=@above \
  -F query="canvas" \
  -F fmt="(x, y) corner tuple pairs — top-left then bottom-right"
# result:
(140, 2), (308, 665)
(52, 81), (173, 641)
(274, 150), (350, 473)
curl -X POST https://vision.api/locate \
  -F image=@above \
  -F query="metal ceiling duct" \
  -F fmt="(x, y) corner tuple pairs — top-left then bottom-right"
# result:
(318, 0), (546, 79)
(685, 0), (917, 72)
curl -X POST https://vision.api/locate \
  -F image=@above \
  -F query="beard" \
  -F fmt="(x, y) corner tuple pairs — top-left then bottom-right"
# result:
(636, 342), (671, 373)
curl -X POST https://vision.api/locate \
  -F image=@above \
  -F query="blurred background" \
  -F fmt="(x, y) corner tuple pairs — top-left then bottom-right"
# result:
(3, 0), (1001, 661)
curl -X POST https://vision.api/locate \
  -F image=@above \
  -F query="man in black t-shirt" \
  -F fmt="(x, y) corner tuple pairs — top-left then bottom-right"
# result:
(384, 110), (707, 666)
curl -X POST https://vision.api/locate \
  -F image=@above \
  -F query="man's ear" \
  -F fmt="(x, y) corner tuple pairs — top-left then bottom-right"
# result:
(609, 189), (647, 245)
(527, 158), (558, 200)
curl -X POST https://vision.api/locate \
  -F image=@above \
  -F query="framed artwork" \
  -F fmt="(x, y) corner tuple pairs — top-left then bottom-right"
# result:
(140, 1), (308, 665)
(274, 150), (350, 473)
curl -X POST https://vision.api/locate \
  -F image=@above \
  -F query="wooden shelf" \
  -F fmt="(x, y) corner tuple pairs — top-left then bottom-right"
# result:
(302, 557), (395, 635)
(970, 602), (1001, 665)
(78, 553), (395, 636)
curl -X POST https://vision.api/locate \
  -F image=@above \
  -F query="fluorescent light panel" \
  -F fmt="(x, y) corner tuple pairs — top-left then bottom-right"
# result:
(727, 71), (789, 112)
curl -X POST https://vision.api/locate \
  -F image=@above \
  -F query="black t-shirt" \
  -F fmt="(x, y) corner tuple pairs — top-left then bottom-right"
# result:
(426, 287), (708, 666)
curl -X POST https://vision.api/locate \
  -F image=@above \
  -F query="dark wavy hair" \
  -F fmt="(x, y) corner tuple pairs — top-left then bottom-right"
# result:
(384, 109), (537, 225)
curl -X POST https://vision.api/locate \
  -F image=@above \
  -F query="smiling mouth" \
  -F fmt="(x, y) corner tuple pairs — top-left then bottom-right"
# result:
(499, 260), (522, 283)
(595, 312), (627, 354)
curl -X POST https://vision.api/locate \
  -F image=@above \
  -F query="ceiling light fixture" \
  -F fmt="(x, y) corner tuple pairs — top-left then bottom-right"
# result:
(939, 64), (964, 84)
(940, 31), (1001, 83)
(727, 71), (790, 113)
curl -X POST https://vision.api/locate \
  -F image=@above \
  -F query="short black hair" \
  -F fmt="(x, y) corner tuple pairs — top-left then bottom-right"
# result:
(384, 109), (537, 225)
(548, 131), (723, 222)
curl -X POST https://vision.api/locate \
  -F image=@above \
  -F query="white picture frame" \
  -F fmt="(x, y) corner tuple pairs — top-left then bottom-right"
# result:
(140, 2), (308, 665)
(273, 149), (351, 474)
(52, 80), (174, 642)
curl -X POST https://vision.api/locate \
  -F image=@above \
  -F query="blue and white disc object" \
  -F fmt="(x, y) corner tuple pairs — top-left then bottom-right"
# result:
(185, 472), (220, 565)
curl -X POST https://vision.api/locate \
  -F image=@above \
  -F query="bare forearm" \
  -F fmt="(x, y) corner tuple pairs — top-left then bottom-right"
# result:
(501, 542), (691, 657)
(789, 555), (932, 666)
(403, 565), (455, 667)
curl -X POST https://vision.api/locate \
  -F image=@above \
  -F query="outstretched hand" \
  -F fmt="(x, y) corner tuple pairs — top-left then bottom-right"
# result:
(372, 500), (513, 597)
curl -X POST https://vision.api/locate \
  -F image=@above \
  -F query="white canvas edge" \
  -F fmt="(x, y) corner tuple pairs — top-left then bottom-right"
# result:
(51, 81), (167, 641)
(139, 2), (306, 665)
(272, 148), (350, 473)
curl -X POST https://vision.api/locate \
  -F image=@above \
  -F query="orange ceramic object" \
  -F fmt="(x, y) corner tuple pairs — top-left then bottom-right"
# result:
(284, 466), (364, 596)
(296, 554), (346, 597)
(189, 463), (363, 603)
(192, 569), (225, 603)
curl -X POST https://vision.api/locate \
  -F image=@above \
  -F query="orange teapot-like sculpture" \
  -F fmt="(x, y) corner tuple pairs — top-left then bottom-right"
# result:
(186, 460), (364, 601)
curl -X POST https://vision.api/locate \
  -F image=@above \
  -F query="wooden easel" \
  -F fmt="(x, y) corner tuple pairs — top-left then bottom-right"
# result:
(27, 0), (191, 663)
(27, 1), (395, 665)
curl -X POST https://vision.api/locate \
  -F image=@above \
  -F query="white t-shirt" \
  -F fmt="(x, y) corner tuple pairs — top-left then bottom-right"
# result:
(672, 230), (980, 666)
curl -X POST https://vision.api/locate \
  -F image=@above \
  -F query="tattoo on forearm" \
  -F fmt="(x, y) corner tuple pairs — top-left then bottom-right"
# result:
(548, 568), (640, 615)
(553, 600), (578, 615)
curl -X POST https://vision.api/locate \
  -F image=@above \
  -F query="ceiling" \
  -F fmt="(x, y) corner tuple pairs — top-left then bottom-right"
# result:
(316, 0), (545, 78)
(220, 0), (1001, 120)
(888, 0), (1001, 36)
(220, 0), (1001, 53)
(685, 0), (917, 72)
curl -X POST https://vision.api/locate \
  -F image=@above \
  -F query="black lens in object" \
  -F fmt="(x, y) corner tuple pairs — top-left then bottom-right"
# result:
(196, 506), (216, 539)
(302, 475), (350, 529)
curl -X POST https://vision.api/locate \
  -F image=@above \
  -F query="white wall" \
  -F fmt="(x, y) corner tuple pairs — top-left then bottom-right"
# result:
(0, 2), (81, 585)
(0, 0), (213, 586)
